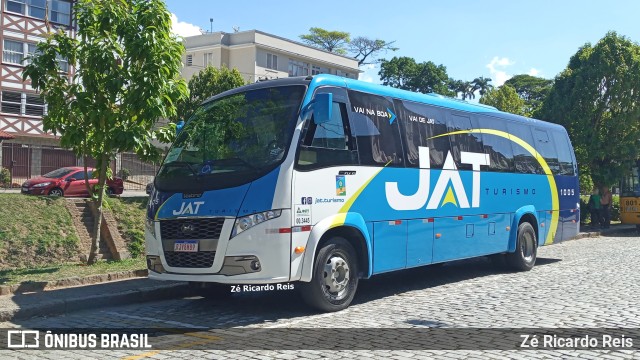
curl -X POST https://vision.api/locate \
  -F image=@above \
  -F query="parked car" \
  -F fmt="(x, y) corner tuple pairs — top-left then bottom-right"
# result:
(145, 181), (154, 195)
(21, 167), (124, 197)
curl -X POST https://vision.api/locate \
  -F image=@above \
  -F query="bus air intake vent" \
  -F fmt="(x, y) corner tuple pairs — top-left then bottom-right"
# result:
(160, 218), (225, 240)
(164, 251), (216, 268)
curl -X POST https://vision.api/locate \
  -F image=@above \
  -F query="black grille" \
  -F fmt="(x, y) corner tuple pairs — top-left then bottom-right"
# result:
(164, 251), (216, 268)
(160, 218), (225, 240)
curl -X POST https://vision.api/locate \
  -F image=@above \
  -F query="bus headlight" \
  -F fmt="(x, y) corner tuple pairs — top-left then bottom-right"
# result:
(232, 209), (282, 237)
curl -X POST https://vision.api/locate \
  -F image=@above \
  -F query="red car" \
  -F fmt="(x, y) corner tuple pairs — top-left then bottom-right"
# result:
(21, 167), (124, 197)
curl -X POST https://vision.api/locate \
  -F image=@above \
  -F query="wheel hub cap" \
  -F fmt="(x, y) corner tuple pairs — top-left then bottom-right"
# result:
(323, 255), (350, 298)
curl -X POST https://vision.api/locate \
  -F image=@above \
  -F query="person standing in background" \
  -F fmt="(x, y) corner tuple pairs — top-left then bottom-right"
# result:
(600, 186), (612, 229)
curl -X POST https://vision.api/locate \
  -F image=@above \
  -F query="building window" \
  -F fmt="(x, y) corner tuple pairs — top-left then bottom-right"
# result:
(4, 0), (72, 25)
(49, 0), (71, 25)
(0, 91), (46, 117)
(57, 54), (68, 72)
(25, 93), (45, 116)
(0, 91), (22, 115)
(3, 39), (25, 64)
(6, 0), (25, 14)
(186, 54), (193, 66)
(267, 53), (278, 70)
(288, 59), (309, 77)
(311, 65), (329, 75)
(203, 53), (213, 66)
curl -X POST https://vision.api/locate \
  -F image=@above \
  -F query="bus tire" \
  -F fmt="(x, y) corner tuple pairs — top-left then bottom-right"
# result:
(300, 237), (358, 312)
(506, 222), (537, 271)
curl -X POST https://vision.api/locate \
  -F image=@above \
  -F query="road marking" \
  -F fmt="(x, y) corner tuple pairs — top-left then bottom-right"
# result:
(104, 311), (208, 329)
(122, 350), (161, 360)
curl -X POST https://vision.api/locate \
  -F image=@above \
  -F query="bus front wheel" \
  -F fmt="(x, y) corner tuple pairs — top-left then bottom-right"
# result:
(506, 222), (537, 271)
(300, 237), (359, 312)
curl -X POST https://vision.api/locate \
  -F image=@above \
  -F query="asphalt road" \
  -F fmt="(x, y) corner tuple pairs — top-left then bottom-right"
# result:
(1, 230), (639, 359)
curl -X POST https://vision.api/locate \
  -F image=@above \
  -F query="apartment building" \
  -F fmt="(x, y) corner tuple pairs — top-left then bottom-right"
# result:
(182, 30), (361, 83)
(0, 0), (75, 180)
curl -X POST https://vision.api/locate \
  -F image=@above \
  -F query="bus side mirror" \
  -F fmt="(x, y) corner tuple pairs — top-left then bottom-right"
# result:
(313, 93), (332, 125)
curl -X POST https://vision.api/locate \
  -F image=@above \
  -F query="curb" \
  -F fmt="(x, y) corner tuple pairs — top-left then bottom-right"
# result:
(0, 281), (191, 322)
(0, 269), (149, 296)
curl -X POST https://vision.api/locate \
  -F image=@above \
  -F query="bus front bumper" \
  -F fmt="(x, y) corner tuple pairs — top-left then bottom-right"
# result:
(144, 211), (293, 284)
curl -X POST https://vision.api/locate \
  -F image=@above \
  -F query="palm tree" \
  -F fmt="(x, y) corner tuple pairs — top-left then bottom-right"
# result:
(449, 79), (475, 100)
(472, 76), (494, 96)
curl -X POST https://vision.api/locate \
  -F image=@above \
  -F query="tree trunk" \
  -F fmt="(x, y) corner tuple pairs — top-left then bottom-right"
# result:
(87, 153), (109, 265)
(82, 155), (91, 196)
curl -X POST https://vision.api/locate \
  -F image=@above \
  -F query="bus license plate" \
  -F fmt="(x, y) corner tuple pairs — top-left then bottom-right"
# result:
(174, 240), (198, 252)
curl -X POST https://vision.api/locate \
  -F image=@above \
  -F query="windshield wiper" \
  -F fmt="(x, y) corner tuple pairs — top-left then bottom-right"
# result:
(212, 157), (257, 171)
(161, 161), (198, 176)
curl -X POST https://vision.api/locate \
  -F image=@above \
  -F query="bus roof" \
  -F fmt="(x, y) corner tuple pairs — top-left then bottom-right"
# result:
(203, 74), (565, 132)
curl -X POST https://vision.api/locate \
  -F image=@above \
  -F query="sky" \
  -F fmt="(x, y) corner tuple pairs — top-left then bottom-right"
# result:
(165, 0), (640, 88)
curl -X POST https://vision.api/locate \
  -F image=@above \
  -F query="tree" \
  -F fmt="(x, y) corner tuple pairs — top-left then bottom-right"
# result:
(504, 74), (553, 116)
(348, 36), (398, 66)
(24, 0), (187, 264)
(449, 79), (475, 100)
(479, 85), (526, 115)
(176, 66), (246, 122)
(300, 27), (350, 55)
(471, 76), (494, 96)
(379, 56), (454, 96)
(539, 31), (640, 186)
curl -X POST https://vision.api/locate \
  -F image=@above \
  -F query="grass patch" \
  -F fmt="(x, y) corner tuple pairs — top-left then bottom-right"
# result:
(0, 258), (146, 285)
(105, 196), (148, 258)
(0, 194), (79, 270)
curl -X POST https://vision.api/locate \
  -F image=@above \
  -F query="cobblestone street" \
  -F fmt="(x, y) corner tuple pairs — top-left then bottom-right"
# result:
(1, 231), (639, 359)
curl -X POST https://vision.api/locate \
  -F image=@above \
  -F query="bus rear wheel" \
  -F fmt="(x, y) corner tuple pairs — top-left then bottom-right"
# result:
(506, 222), (537, 271)
(300, 237), (358, 312)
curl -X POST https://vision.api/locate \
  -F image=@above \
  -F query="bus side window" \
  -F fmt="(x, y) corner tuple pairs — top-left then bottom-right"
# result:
(506, 122), (544, 174)
(533, 128), (561, 175)
(477, 115), (514, 172)
(296, 102), (358, 169)
(347, 90), (404, 167)
(394, 99), (447, 169)
(446, 113), (484, 170)
(551, 129), (576, 176)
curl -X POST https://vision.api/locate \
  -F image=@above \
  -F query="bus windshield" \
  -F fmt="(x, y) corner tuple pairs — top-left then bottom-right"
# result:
(155, 85), (306, 193)
(621, 166), (640, 197)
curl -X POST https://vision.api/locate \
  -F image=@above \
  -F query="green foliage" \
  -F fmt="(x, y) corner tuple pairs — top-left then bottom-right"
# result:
(104, 197), (147, 258)
(176, 66), (245, 123)
(0, 194), (79, 269)
(504, 74), (553, 116)
(117, 168), (130, 181)
(580, 172), (594, 195)
(300, 28), (398, 66)
(379, 56), (454, 96)
(611, 195), (620, 222)
(23, 0), (188, 264)
(471, 76), (494, 96)
(348, 36), (398, 66)
(449, 79), (476, 100)
(479, 85), (527, 115)
(300, 27), (351, 55)
(0, 167), (9, 186)
(539, 32), (640, 187)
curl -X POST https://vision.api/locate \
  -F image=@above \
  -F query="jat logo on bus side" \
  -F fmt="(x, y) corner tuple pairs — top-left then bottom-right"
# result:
(385, 146), (490, 210)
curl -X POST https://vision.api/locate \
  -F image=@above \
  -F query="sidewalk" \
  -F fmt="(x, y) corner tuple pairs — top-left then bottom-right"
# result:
(0, 278), (190, 322)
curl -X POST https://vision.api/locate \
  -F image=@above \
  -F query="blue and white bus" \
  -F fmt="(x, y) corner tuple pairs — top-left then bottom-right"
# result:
(145, 74), (580, 311)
